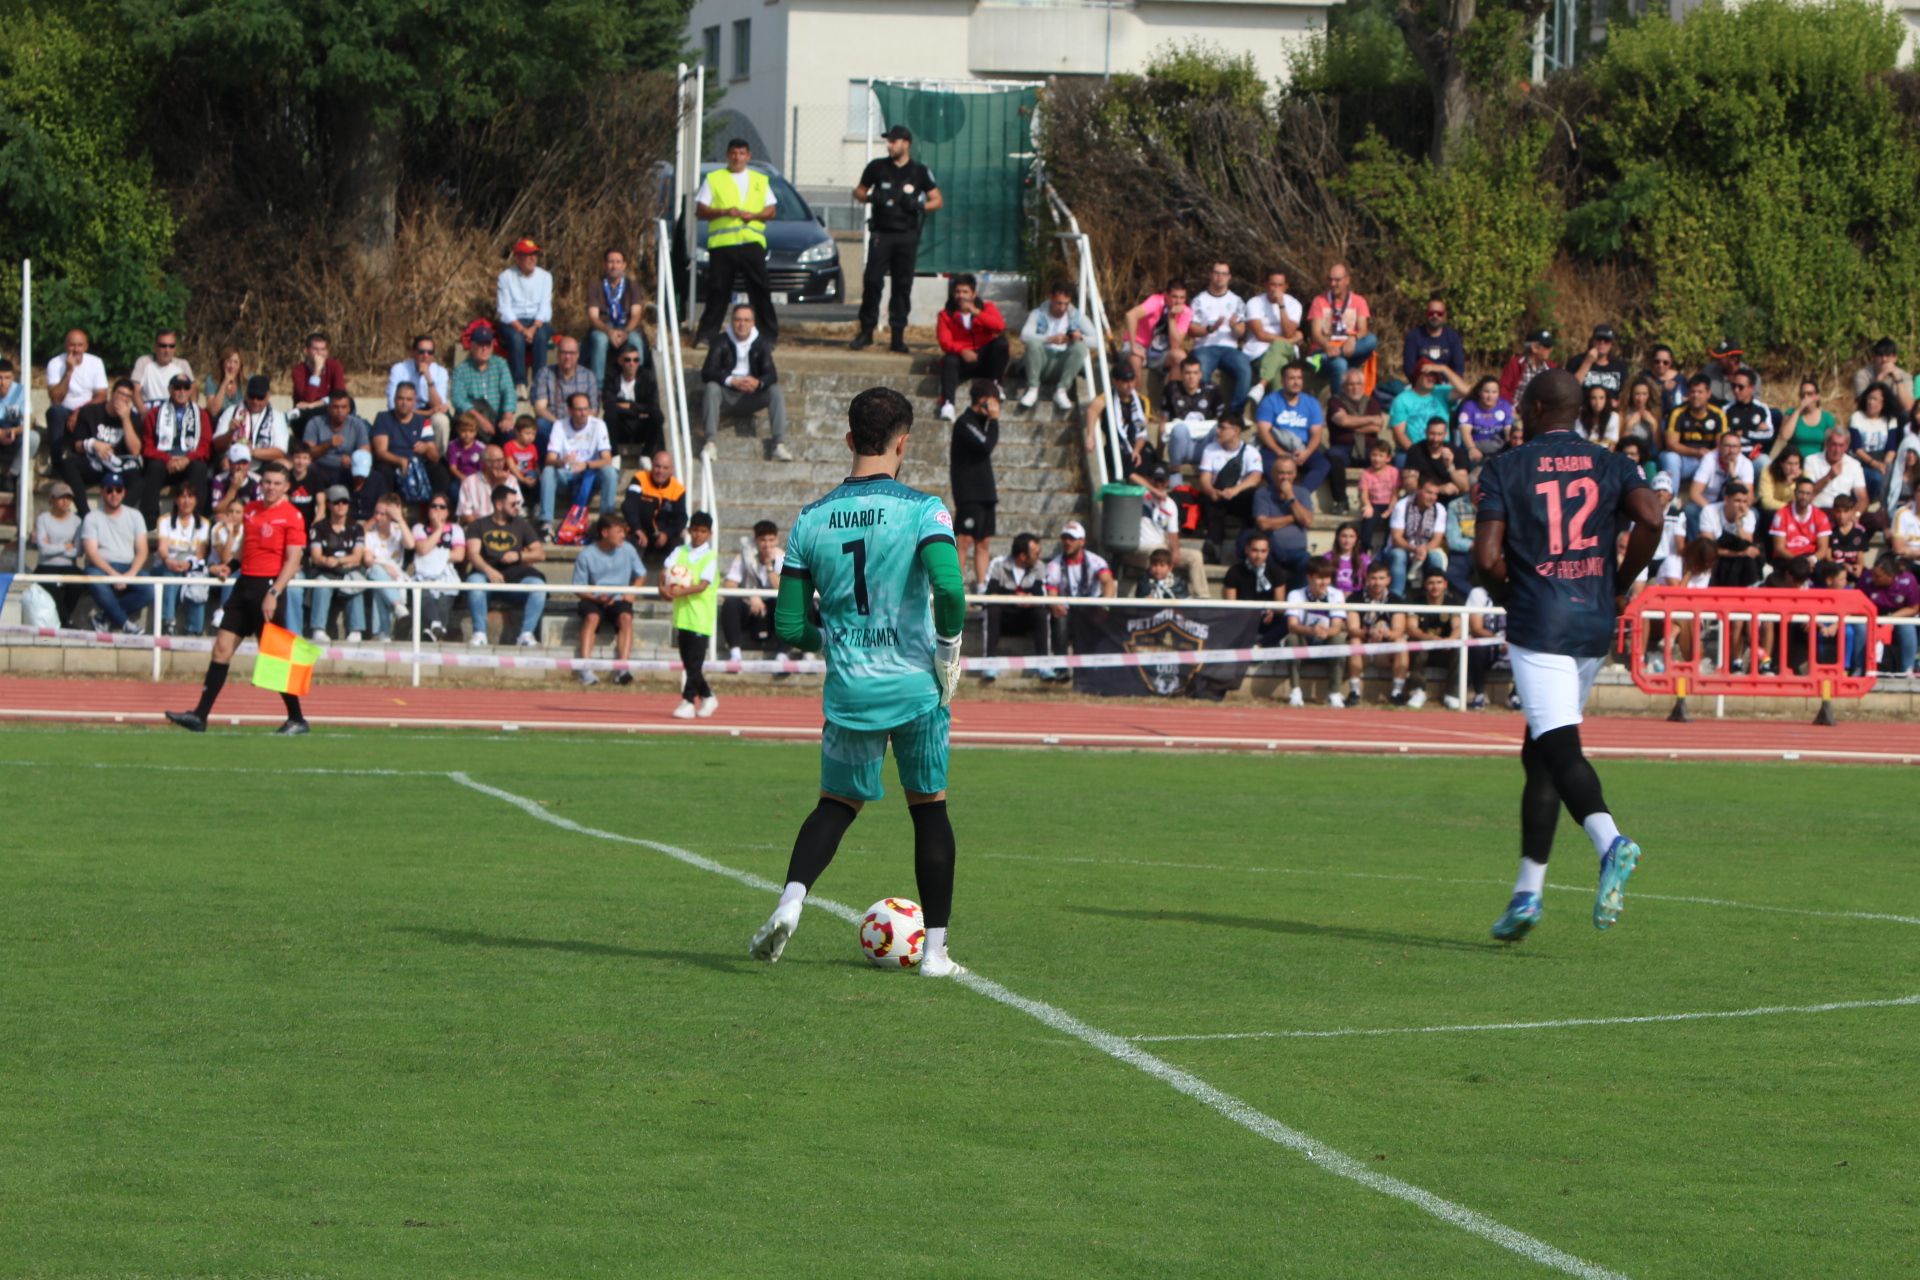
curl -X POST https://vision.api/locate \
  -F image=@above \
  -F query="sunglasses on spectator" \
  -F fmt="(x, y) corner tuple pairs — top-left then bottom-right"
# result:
(157, 342), (177, 349)
(415, 346), (435, 356)
(620, 355), (641, 362)
(429, 501), (449, 508)
(1425, 310), (1446, 319)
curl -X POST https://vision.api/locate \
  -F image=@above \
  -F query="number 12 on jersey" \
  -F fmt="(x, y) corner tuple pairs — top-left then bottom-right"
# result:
(1534, 478), (1600, 557)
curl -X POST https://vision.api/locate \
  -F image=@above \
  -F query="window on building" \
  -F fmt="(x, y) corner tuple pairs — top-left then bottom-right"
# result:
(844, 82), (883, 140)
(732, 18), (751, 78)
(702, 25), (720, 74)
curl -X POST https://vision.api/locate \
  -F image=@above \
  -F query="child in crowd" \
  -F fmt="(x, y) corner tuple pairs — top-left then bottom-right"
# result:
(503, 415), (540, 489)
(1356, 437), (1400, 552)
(448, 412), (485, 482)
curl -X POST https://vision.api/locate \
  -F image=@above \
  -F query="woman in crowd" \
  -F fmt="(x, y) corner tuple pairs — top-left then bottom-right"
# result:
(1774, 378), (1836, 461)
(1617, 436), (1658, 483)
(1327, 522), (1370, 596)
(32, 482), (86, 625)
(1848, 381), (1901, 506)
(363, 493), (417, 641)
(1758, 450), (1802, 530)
(1617, 376), (1662, 454)
(409, 493), (466, 641)
(1455, 376), (1514, 466)
(1576, 382), (1621, 447)
(152, 487), (211, 636)
(202, 346), (247, 422)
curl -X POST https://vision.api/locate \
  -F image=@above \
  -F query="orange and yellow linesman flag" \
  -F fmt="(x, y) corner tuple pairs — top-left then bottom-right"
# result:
(251, 623), (321, 696)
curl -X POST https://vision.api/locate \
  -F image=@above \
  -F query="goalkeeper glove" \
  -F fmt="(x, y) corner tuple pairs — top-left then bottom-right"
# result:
(934, 634), (963, 706)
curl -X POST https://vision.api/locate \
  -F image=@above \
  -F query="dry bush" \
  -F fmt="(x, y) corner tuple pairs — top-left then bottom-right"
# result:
(173, 73), (677, 382)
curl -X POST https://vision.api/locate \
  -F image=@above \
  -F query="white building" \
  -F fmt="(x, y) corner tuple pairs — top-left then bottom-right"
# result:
(685, 0), (1340, 198)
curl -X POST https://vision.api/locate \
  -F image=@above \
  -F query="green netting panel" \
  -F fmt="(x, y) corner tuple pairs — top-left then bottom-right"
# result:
(871, 83), (1037, 274)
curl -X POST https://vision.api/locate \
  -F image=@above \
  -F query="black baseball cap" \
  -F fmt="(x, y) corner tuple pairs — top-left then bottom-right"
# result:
(884, 125), (913, 143)
(1591, 324), (1617, 342)
(1526, 328), (1554, 347)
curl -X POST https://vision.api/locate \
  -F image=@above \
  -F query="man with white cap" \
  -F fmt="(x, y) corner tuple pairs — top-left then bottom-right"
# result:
(1040, 519), (1114, 683)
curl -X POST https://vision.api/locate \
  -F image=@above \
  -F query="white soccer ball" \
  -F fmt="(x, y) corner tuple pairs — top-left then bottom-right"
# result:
(858, 898), (926, 969)
(666, 563), (693, 589)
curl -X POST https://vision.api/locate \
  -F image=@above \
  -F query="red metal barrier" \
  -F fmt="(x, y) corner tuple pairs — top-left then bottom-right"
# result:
(1619, 587), (1889, 723)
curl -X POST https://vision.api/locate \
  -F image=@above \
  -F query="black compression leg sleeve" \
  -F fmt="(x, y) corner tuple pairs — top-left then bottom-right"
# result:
(193, 661), (230, 720)
(1519, 730), (1561, 865)
(783, 797), (858, 890)
(909, 800), (956, 929)
(1533, 724), (1610, 826)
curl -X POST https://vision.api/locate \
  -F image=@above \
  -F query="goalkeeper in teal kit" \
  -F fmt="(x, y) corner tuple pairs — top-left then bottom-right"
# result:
(749, 387), (970, 976)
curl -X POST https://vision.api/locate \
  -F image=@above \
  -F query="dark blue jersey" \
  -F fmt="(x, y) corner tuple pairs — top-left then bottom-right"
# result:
(1475, 430), (1649, 657)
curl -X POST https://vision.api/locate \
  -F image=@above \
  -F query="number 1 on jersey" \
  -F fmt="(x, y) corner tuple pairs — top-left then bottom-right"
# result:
(1534, 477), (1601, 556)
(840, 538), (870, 614)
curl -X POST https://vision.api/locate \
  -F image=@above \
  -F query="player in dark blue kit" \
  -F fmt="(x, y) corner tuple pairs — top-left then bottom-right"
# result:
(1472, 371), (1666, 940)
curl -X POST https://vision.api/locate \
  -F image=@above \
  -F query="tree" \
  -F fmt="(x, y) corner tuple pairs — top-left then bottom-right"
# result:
(1395, 0), (1549, 168)
(118, 0), (690, 270)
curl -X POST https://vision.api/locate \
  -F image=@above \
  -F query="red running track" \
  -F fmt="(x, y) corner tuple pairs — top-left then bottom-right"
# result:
(0, 675), (1915, 765)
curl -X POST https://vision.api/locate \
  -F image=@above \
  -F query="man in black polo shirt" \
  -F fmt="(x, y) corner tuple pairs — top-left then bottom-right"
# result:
(851, 125), (942, 354)
(1721, 368), (1777, 460)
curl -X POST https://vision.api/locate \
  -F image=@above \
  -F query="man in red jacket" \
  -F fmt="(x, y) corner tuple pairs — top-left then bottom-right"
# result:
(936, 274), (1008, 422)
(140, 372), (212, 524)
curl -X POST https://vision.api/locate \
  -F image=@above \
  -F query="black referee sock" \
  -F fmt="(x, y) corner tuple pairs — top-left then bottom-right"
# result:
(193, 662), (230, 720)
(281, 693), (304, 723)
(910, 800), (956, 929)
(1519, 731), (1560, 866)
(782, 797), (859, 893)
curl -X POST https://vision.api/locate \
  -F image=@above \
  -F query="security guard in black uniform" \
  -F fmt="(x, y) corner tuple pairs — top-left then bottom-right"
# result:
(850, 125), (943, 353)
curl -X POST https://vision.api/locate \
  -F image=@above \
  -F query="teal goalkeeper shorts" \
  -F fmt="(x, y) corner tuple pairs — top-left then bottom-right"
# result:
(819, 705), (951, 802)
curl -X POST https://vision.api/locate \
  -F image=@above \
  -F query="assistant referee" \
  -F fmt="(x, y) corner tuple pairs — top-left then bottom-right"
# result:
(850, 125), (941, 354)
(166, 458), (312, 735)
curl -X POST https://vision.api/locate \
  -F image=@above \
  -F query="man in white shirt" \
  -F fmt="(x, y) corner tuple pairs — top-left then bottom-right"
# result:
(1125, 465), (1207, 598)
(386, 335), (454, 451)
(1042, 520), (1115, 681)
(1284, 556), (1350, 707)
(538, 392), (615, 528)
(1241, 268), (1304, 403)
(214, 375), (290, 468)
(1017, 282), (1091, 412)
(721, 518), (786, 661)
(495, 236), (554, 389)
(45, 328), (109, 463)
(1803, 427), (1868, 511)
(1699, 481), (1758, 542)
(1187, 261), (1253, 413)
(1685, 430), (1755, 528)
(129, 330), (193, 411)
(1386, 478), (1449, 595)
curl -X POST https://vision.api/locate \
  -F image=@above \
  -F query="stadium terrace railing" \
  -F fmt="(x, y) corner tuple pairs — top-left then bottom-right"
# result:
(1041, 185), (1123, 491)
(8, 574), (1914, 710)
(652, 217), (699, 506)
(11, 260), (31, 574)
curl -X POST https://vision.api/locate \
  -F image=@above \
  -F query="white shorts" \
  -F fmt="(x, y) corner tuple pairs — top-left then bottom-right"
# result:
(1508, 643), (1603, 738)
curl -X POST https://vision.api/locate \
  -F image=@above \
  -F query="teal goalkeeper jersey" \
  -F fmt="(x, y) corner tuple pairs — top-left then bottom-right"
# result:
(784, 473), (956, 731)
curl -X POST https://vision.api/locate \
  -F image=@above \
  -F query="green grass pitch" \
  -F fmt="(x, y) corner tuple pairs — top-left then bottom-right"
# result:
(2, 724), (1915, 1278)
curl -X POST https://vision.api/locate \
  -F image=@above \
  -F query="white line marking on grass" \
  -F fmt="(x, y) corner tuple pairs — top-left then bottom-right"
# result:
(1130, 994), (1920, 1042)
(448, 770), (1630, 1280)
(975, 853), (1920, 929)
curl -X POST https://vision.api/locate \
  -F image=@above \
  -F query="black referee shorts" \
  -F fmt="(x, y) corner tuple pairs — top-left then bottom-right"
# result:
(955, 501), (996, 539)
(219, 575), (285, 638)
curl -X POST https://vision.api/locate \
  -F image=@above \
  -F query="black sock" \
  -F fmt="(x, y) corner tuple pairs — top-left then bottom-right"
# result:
(910, 800), (956, 929)
(783, 797), (858, 890)
(194, 662), (230, 719)
(281, 693), (304, 723)
(1519, 730), (1560, 865)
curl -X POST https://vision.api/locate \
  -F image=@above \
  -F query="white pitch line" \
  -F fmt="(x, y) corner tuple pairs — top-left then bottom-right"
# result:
(1130, 994), (1920, 1043)
(974, 852), (1920, 929)
(447, 770), (1628, 1280)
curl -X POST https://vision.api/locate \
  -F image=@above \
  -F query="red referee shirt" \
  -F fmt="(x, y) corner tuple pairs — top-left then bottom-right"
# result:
(241, 498), (308, 577)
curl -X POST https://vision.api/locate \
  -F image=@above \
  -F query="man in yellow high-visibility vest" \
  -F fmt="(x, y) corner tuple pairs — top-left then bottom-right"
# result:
(694, 138), (779, 349)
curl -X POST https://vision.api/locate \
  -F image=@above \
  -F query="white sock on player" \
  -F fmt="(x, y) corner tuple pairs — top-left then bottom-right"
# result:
(1513, 858), (1548, 897)
(779, 880), (808, 909)
(926, 925), (948, 956)
(1391, 678), (1405, 696)
(1583, 812), (1622, 859)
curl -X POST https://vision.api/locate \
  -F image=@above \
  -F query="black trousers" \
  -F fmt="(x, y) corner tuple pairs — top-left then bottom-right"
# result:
(719, 596), (776, 653)
(698, 243), (777, 343)
(677, 627), (713, 700)
(859, 230), (919, 332)
(139, 457), (211, 526)
(58, 456), (139, 518)
(940, 336), (1011, 407)
(606, 403), (663, 458)
(1203, 488), (1256, 545)
(1468, 644), (1499, 694)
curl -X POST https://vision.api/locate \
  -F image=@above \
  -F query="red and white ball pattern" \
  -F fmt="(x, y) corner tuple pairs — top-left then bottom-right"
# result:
(859, 898), (926, 968)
